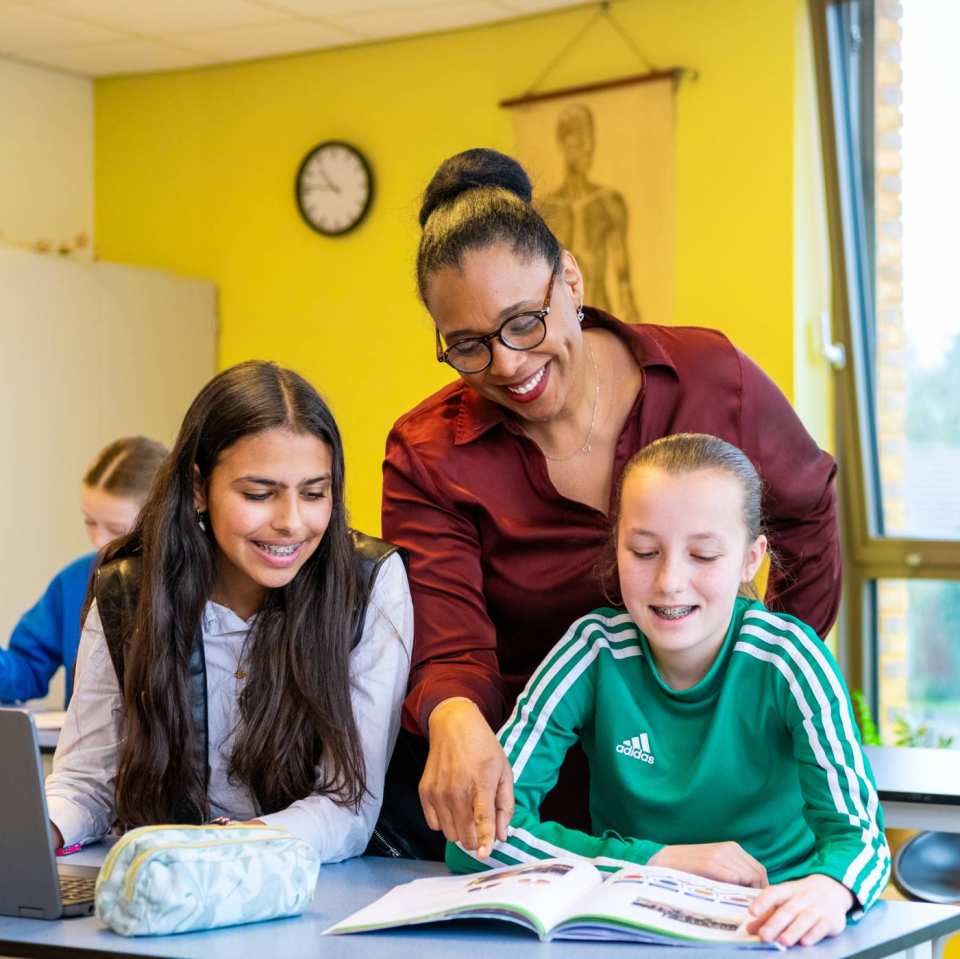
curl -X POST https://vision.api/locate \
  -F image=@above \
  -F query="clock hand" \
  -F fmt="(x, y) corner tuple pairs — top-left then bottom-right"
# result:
(312, 163), (340, 194)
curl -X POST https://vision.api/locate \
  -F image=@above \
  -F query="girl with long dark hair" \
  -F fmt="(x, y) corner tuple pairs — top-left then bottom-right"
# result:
(45, 361), (412, 860)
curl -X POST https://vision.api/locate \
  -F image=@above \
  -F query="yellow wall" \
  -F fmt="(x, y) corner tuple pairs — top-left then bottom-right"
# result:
(793, 0), (835, 454)
(95, 0), (806, 534)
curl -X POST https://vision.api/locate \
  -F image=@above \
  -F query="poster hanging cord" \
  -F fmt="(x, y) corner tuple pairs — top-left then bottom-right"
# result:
(603, 2), (658, 73)
(521, 1), (659, 100)
(501, 1), (696, 108)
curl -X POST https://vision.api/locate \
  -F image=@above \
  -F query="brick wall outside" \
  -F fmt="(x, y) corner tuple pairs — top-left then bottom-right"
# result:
(874, 0), (908, 743)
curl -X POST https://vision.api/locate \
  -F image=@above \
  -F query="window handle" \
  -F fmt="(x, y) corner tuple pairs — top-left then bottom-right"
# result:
(820, 311), (847, 370)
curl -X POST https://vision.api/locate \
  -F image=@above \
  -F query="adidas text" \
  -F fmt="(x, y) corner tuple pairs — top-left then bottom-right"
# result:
(616, 734), (655, 765)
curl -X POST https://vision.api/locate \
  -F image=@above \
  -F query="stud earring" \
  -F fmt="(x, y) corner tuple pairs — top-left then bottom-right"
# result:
(577, 307), (585, 322)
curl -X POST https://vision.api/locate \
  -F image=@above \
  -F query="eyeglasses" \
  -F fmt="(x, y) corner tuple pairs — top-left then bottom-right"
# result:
(435, 262), (557, 374)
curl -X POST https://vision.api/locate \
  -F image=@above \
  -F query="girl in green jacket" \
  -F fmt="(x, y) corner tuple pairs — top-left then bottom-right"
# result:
(447, 433), (889, 948)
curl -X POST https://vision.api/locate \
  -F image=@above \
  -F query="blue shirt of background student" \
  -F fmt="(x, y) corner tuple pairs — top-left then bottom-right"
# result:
(0, 553), (96, 707)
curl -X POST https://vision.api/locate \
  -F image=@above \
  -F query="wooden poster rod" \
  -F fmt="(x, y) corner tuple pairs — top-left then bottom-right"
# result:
(499, 67), (689, 109)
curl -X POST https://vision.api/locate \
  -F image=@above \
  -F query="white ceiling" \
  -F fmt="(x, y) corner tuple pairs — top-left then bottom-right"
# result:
(0, 0), (585, 77)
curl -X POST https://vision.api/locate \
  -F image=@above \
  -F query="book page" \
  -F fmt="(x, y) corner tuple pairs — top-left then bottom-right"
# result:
(558, 864), (768, 945)
(326, 858), (603, 937)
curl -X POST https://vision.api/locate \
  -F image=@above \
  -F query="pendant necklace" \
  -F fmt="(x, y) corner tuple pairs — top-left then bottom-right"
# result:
(527, 338), (600, 463)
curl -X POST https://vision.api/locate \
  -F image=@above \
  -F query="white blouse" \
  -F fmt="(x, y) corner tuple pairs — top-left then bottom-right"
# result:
(46, 553), (413, 863)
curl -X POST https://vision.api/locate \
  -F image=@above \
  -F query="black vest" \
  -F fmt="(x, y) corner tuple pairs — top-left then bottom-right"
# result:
(95, 529), (400, 823)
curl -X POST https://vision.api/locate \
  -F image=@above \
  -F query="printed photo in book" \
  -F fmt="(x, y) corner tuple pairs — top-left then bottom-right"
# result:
(325, 857), (783, 948)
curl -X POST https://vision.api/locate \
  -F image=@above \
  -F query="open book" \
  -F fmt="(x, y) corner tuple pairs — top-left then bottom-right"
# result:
(326, 857), (781, 947)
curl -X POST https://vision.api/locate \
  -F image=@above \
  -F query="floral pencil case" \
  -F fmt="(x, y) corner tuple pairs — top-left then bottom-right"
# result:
(95, 823), (320, 936)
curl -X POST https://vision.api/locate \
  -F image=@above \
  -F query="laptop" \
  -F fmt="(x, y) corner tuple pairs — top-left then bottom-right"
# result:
(0, 707), (99, 918)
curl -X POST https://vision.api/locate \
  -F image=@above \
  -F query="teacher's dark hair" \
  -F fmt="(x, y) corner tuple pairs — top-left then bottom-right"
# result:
(98, 361), (366, 827)
(416, 148), (561, 302)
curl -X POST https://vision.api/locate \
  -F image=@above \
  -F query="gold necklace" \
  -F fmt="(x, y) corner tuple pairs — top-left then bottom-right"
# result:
(526, 338), (600, 463)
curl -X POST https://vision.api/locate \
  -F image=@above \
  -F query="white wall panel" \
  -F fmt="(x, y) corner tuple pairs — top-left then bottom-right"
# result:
(0, 56), (93, 250)
(0, 250), (216, 705)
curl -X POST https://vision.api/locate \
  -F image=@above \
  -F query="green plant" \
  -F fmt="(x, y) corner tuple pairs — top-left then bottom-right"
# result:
(851, 690), (955, 748)
(892, 716), (926, 748)
(851, 690), (882, 746)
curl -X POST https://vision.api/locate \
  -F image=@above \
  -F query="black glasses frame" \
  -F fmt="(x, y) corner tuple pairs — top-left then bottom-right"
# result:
(435, 261), (558, 374)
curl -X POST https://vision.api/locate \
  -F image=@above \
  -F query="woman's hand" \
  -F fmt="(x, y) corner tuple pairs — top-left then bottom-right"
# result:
(420, 697), (514, 858)
(49, 821), (64, 851)
(649, 842), (768, 888)
(744, 874), (853, 947)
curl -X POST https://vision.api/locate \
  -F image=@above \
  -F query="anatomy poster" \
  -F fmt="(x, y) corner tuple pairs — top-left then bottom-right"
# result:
(510, 77), (675, 326)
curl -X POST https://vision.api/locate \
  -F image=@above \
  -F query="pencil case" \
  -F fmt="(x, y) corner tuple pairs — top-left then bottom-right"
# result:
(94, 823), (320, 936)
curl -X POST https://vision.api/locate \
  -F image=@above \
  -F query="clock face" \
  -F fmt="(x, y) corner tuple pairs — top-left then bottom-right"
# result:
(295, 141), (373, 236)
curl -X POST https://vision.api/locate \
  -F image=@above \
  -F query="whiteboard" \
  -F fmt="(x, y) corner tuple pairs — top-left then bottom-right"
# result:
(0, 250), (217, 705)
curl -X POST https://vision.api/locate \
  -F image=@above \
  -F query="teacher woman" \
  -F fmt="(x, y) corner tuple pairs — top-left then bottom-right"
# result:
(381, 148), (840, 860)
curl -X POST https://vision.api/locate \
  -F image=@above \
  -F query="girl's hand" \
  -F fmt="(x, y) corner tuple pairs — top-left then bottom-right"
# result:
(745, 874), (853, 946)
(49, 821), (64, 851)
(649, 842), (768, 888)
(420, 697), (514, 859)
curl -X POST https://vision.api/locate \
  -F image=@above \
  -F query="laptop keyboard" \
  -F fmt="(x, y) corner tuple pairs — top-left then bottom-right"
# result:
(59, 876), (96, 905)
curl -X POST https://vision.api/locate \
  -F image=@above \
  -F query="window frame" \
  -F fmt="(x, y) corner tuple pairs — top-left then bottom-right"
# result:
(810, 0), (960, 707)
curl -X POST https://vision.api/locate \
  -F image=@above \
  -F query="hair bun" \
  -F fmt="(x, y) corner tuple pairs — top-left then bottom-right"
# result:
(418, 148), (533, 227)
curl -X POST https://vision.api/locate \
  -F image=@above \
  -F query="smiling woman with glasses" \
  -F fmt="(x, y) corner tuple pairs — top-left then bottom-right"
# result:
(436, 262), (555, 373)
(377, 147), (842, 867)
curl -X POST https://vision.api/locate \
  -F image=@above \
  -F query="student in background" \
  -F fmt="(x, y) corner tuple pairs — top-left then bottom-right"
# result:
(448, 434), (889, 948)
(0, 436), (166, 706)
(46, 362), (412, 862)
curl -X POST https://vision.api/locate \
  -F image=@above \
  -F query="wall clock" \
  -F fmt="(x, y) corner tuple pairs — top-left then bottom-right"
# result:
(295, 140), (373, 237)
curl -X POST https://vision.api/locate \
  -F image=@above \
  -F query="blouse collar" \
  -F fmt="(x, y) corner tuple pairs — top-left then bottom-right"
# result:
(202, 600), (257, 636)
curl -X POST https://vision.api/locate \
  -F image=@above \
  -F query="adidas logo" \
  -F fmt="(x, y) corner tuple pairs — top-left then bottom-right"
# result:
(616, 733), (655, 765)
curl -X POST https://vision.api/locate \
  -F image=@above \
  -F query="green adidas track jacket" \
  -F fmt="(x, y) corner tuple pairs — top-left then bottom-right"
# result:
(447, 598), (890, 911)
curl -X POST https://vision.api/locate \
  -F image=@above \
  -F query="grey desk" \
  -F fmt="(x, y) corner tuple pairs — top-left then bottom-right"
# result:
(1, 845), (959, 959)
(866, 746), (960, 832)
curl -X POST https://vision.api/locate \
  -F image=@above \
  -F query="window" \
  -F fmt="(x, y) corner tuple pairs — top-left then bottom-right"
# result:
(812, 0), (960, 746)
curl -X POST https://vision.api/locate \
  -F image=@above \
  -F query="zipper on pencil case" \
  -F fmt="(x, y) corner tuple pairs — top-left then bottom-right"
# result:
(121, 834), (284, 901)
(98, 822), (278, 887)
(99, 822), (274, 886)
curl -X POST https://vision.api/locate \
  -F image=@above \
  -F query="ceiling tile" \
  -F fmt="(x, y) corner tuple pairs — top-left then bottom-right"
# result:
(0, 2), (126, 53)
(33, 0), (286, 35)
(177, 18), (355, 61)
(23, 38), (218, 75)
(0, 0), (579, 76)
(493, 0), (584, 13)
(334, 0), (509, 41)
